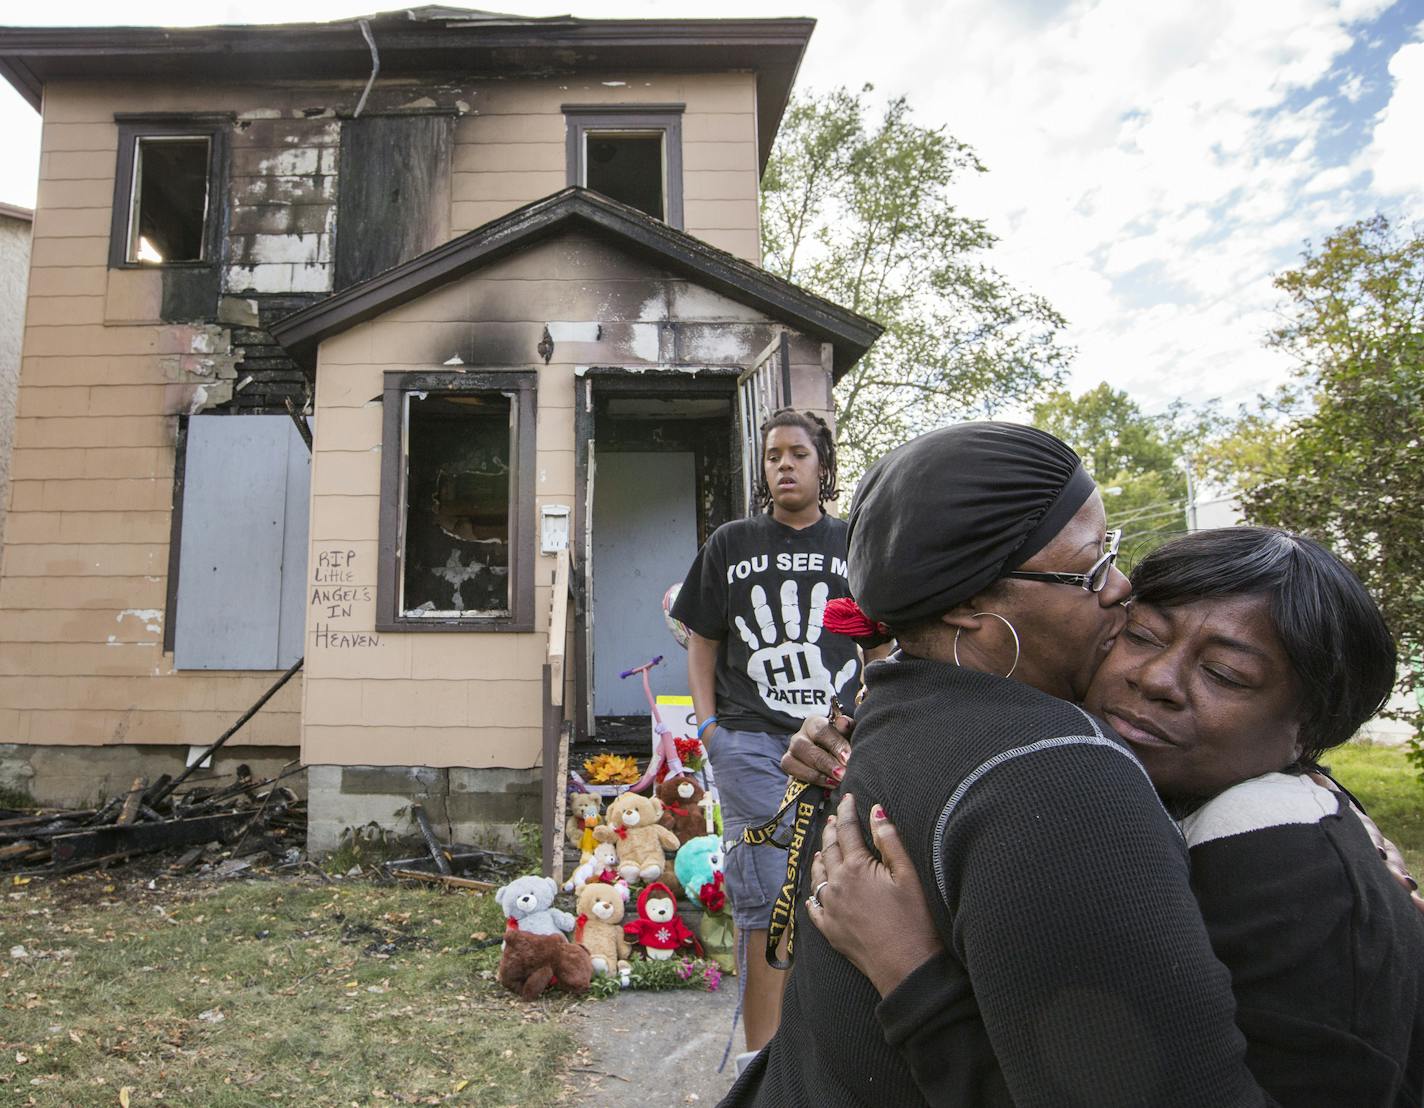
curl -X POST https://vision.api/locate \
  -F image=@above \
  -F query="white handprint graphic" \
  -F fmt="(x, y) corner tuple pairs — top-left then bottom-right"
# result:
(734, 579), (858, 718)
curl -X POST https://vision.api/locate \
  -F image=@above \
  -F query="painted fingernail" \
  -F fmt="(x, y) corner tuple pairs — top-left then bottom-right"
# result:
(872, 804), (887, 821)
(831, 766), (845, 782)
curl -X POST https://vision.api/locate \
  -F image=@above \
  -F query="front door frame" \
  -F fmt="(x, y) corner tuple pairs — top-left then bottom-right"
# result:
(572, 366), (741, 742)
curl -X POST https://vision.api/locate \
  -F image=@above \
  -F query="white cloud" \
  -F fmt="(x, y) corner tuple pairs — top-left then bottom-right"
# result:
(1365, 37), (1424, 199)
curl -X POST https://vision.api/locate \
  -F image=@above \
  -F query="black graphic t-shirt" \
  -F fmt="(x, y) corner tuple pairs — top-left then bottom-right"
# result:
(672, 512), (861, 735)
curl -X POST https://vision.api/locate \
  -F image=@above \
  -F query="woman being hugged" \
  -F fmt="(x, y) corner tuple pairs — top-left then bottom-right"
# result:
(671, 408), (867, 1056)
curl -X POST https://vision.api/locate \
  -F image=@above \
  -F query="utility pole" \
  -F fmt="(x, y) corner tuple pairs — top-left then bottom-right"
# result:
(1183, 456), (1198, 532)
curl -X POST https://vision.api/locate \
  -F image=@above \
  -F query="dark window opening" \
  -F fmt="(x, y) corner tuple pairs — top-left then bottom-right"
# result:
(378, 370), (536, 633)
(401, 392), (514, 618)
(130, 137), (211, 263)
(563, 106), (684, 228)
(584, 132), (664, 220)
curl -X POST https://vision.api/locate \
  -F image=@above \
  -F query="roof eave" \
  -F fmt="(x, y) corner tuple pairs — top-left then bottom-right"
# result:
(0, 16), (816, 170)
(269, 187), (881, 379)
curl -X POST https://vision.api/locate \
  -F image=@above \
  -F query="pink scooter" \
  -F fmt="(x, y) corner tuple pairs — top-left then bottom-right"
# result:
(620, 655), (686, 793)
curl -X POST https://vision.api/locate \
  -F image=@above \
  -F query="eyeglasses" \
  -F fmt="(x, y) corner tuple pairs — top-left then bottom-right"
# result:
(1004, 529), (1122, 593)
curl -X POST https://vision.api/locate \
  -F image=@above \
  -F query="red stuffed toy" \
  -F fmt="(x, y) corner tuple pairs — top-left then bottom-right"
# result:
(623, 881), (702, 960)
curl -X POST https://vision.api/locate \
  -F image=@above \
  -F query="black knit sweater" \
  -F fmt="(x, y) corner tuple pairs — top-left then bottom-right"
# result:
(722, 654), (1270, 1108)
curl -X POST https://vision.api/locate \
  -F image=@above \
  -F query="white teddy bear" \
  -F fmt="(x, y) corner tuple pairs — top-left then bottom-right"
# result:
(495, 875), (575, 938)
(562, 839), (623, 894)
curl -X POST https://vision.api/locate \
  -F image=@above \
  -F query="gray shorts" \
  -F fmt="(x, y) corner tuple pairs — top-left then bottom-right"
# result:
(707, 726), (792, 932)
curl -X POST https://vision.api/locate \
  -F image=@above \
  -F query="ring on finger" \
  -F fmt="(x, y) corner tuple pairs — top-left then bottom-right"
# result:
(812, 880), (829, 901)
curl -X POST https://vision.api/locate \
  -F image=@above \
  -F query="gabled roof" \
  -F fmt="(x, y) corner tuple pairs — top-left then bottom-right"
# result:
(0, 8), (813, 173)
(268, 187), (882, 379)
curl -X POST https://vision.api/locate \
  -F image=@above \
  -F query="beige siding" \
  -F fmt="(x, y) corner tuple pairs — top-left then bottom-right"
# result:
(0, 84), (305, 751)
(2, 67), (771, 759)
(450, 72), (760, 260)
(302, 230), (808, 769)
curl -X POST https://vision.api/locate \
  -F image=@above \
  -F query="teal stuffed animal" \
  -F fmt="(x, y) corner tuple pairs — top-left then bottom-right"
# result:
(674, 835), (724, 901)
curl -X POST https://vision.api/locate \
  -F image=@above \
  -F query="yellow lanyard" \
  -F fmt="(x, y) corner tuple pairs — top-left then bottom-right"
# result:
(740, 775), (827, 970)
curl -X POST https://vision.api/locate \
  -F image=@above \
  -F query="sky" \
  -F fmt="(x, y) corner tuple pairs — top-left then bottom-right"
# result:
(0, 0), (1421, 414)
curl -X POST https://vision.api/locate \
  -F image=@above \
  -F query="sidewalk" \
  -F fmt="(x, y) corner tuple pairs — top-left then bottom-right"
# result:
(563, 979), (742, 1104)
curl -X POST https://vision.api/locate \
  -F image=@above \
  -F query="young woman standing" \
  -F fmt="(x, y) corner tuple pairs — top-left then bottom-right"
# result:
(671, 409), (868, 1058)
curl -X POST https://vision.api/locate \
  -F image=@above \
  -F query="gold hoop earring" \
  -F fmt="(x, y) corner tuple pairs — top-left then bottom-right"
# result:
(952, 612), (1021, 679)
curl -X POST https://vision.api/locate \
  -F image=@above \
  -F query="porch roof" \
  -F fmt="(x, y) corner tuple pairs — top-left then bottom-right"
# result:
(268, 186), (883, 379)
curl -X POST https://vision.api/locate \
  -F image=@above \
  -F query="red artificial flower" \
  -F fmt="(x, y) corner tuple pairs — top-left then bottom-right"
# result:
(698, 872), (727, 913)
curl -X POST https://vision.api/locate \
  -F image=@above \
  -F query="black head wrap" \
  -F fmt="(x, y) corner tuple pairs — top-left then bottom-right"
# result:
(847, 422), (1095, 626)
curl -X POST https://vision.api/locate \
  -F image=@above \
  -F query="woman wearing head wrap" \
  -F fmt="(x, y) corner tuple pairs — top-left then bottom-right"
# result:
(721, 422), (1275, 1107)
(794, 526), (1424, 1107)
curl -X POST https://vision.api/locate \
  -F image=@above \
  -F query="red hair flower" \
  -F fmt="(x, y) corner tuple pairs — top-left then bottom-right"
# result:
(823, 598), (891, 644)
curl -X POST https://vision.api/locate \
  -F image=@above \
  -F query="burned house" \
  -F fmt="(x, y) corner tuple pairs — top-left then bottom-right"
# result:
(0, 8), (880, 856)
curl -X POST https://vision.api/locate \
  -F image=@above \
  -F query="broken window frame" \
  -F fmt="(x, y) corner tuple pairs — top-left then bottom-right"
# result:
(377, 370), (538, 634)
(108, 115), (229, 270)
(563, 105), (684, 229)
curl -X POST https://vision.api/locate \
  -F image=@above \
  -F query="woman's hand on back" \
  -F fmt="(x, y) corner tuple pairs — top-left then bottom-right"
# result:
(806, 792), (944, 997)
(1309, 771), (1424, 917)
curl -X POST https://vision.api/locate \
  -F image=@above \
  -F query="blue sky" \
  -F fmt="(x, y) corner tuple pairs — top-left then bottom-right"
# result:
(0, 0), (1420, 413)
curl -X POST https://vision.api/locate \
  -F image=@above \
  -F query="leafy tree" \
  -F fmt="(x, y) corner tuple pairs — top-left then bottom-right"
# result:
(1235, 216), (1423, 768)
(762, 87), (1071, 482)
(1031, 384), (1190, 562)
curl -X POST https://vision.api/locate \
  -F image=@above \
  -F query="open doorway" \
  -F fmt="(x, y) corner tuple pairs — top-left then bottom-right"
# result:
(574, 373), (740, 750)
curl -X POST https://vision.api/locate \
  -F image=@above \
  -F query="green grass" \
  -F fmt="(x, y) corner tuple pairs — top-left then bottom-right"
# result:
(0, 874), (582, 1106)
(1325, 740), (1424, 877)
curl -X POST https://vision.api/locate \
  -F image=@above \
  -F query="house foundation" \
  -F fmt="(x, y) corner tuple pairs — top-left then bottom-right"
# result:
(304, 764), (541, 855)
(0, 743), (298, 809)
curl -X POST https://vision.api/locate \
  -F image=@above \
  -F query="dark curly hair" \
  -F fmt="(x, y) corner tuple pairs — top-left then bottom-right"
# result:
(754, 408), (838, 512)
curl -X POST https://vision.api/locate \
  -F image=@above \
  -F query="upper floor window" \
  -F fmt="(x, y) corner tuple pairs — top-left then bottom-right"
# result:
(564, 105), (683, 228)
(110, 117), (227, 268)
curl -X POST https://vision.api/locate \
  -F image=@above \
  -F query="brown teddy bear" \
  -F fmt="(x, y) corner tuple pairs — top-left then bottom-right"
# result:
(497, 929), (593, 1001)
(594, 792), (681, 884)
(657, 774), (707, 845)
(564, 793), (603, 859)
(575, 881), (633, 983)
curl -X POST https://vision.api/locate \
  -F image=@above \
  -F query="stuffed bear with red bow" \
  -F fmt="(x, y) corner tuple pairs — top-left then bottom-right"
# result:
(657, 774), (707, 846)
(623, 881), (702, 960)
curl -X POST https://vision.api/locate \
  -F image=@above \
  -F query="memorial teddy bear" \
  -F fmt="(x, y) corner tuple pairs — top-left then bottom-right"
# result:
(494, 876), (592, 1000)
(594, 792), (680, 885)
(496, 875), (575, 938)
(564, 792), (603, 860)
(623, 881), (701, 961)
(498, 929), (594, 1000)
(574, 881), (633, 985)
(657, 774), (708, 846)
(562, 839), (623, 894)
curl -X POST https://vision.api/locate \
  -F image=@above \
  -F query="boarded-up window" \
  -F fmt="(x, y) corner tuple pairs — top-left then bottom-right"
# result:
(377, 371), (536, 632)
(334, 115), (454, 290)
(173, 416), (310, 669)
